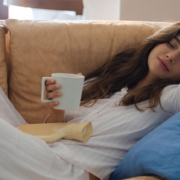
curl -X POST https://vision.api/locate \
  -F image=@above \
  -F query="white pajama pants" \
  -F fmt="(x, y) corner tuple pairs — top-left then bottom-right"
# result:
(0, 88), (89, 180)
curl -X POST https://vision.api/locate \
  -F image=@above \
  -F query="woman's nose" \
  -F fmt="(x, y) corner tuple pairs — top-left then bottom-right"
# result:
(166, 54), (173, 63)
(166, 50), (180, 63)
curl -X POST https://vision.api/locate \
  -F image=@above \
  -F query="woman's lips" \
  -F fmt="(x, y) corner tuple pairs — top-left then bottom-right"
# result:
(159, 58), (169, 72)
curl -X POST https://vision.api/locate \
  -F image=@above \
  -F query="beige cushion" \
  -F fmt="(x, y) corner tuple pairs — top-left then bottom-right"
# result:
(4, 19), (170, 123)
(0, 23), (8, 95)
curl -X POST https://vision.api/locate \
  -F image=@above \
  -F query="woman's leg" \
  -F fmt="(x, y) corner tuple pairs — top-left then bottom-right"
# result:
(0, 118), (89, 180)
(0, 88), (27, 126)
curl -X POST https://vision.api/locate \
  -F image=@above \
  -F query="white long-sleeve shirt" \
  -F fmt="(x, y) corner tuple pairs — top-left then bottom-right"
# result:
(50, 84), (180, 180)
(0, 85), (179, 180)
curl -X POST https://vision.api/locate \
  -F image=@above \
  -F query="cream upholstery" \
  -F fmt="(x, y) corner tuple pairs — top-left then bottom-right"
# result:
(2, 19), (169, 124)
(0, 23), (8, 95)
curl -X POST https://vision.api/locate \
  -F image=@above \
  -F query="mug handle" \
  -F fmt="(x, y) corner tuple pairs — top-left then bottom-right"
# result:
(41, 77), (53, 102)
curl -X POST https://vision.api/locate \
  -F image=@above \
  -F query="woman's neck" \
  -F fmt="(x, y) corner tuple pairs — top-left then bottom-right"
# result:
(128, 74), (155, 92)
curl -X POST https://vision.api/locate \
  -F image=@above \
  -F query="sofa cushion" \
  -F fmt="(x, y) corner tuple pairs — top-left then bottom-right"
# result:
(4, 20), (168, 123)
(0, 23), (8, 95)
(109, 112), (180, 180)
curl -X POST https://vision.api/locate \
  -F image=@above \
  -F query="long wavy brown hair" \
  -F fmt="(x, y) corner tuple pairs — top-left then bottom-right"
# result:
(81, 22), (180, 111)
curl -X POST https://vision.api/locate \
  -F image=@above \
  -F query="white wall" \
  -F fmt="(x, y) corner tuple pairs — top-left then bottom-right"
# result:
(9, 1), (180, 21)
(83, 0), (120, 20)
(120, 0), (180, 21)
(8, 6), (82, 20)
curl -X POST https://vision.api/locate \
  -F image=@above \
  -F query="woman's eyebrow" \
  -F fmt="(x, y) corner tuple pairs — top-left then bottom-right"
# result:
(174, 36), (180, 44)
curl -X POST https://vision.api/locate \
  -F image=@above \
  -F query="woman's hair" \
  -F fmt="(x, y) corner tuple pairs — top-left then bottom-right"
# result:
(81, 22), (180, 111)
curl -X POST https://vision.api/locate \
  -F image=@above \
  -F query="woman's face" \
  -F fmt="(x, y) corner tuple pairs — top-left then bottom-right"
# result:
(147, 34), (180, 82)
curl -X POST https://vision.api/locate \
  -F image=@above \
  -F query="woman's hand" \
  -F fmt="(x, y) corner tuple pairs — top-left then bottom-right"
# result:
(44, 73), (82, 123)
(45, 78), (65, 123)
(45, 78), (61, 107)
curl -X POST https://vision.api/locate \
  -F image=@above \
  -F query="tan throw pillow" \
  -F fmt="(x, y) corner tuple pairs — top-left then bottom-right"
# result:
(0, 24), (8, 95)
(4, 19), (168, 123)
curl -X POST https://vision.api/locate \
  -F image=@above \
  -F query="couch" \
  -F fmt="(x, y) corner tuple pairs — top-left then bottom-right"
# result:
(0, 19), (171, 180)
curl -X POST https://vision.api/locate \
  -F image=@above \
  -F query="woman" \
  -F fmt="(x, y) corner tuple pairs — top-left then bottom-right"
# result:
(0, 22), (180, 180)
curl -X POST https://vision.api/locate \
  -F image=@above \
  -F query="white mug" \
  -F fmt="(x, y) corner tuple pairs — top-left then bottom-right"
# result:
(41, 73), (85, 110)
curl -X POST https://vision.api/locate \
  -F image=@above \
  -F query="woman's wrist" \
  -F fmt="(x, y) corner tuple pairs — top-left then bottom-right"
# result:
(45, 107), (65, 123)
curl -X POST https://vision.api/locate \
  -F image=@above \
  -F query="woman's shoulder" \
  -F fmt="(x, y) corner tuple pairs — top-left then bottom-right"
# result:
(161, 84), (180, 113)
(162, 83), (180, 93)
(161, 84), (180, 102)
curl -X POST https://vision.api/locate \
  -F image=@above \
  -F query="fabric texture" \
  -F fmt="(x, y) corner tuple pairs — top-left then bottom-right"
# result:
(50, 84), (180, 180)
(0, 88), (89, 180)
(0, 84), (180, 180)
(109, 111), (180, 180)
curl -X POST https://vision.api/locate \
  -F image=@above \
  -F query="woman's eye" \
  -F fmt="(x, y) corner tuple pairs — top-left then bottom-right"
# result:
(167, 42), (174, 48)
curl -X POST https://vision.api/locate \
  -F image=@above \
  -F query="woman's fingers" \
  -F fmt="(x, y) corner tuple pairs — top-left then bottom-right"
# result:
(45, 78), (55, 85)
(48, 101), (59, 108)
(45, 79), (60, 91)
(77, 72), (83, 75)
(46, 91), (61, 99)
(46, 84), (60, 92)
(45, 78), (61, 102)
